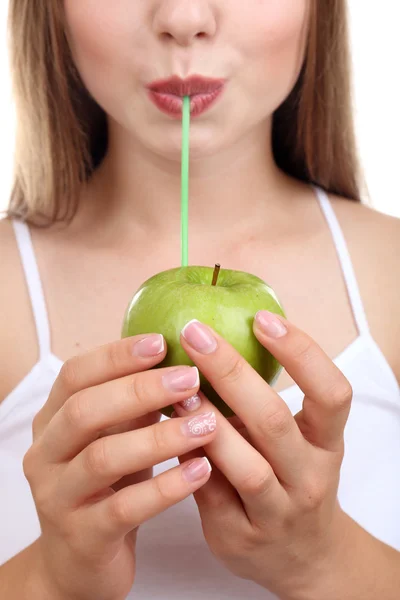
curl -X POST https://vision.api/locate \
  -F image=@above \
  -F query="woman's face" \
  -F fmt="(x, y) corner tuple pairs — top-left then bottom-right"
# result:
(64, 1), (310, 160)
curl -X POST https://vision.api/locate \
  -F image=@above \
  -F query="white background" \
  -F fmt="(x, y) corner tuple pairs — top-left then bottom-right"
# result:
(0, 2), (399, 217)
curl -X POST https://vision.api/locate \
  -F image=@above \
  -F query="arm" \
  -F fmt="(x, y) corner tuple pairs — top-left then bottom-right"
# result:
(0, 540), (57, 600)
(292, 511), (400, 600)
(293, 201), (400, 600)
(0, 222), (55, 598)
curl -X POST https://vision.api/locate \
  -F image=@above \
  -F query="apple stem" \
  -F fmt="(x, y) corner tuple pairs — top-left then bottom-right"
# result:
(212, 263), (221, 286)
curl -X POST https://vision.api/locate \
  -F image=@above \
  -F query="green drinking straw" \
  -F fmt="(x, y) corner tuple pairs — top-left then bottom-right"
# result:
(181, 96), (190, 267)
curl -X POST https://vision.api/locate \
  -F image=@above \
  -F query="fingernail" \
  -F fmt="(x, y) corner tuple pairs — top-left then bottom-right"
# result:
(181, 411), (217, 437)
(182, 457), (212, 482)
(162, 366), (199, 392)
(178, 393), (202, 412)
(181, 320), (218, 354)
(255, 311), (287, 338)
(133, 334), (165, 358)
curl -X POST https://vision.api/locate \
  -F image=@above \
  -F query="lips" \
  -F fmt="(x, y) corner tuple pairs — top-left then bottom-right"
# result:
(147, 75), (225, 118)
(148, 75), (225, 97)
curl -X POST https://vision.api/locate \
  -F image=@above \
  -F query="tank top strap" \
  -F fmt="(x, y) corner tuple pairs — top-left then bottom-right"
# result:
(12, 219), (51, 358)
(313, 186), (371, 337)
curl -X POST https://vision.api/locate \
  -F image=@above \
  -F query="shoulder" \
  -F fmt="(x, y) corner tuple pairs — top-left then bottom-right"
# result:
(331, 196), (400, 276)
(0, 218), (38, 402)
(329, 196), (400, 382)
(329, 195), (399, 283)
(330, 194), (399, 239)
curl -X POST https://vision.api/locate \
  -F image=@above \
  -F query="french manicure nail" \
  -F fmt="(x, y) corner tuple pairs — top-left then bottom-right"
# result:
(181, 320), (218, 354)
(255, 311), (287, 338)
(181, 411), (217, 437)
(162, 366), (199, 392)
(178, 393), (202, 412)
(182, 457), (212, 482)
(133, 334), (165, 357)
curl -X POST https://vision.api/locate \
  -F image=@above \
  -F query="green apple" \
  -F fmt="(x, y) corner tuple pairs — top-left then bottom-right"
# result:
(121, 265), (286, 418)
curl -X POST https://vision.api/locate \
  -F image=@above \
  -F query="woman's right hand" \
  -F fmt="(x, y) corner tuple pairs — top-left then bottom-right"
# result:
(23, 334), (216, 600)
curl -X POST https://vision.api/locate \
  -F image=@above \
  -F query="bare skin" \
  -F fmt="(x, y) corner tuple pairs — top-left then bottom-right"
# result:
(1, 178), (399, 403)
(0, 179), (399, 600)
(4, 0), (398, 398)
(0, 2), (399, 596)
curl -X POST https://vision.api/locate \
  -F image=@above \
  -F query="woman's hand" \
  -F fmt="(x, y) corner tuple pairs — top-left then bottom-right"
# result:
(173, 311), (353, 600)
(23, 334), (217, 600)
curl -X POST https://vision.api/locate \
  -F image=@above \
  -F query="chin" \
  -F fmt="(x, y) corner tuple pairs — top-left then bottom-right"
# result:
(144, 124), (226, 162)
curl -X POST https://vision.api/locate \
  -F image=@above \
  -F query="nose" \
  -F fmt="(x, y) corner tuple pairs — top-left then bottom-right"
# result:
(153, 0), (217, 46)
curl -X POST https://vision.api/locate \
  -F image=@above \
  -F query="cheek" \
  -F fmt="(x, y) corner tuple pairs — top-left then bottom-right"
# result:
(239, 0), (310, 91)
(65, 2), (117, 62)
(63, 1), (142, 91)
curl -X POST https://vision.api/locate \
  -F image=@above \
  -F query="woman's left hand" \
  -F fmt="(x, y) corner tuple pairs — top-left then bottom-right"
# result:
(173, 311), (353, 600)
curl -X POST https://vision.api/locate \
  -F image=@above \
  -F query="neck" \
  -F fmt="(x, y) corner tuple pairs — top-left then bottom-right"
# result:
(77, 117), (296, 242)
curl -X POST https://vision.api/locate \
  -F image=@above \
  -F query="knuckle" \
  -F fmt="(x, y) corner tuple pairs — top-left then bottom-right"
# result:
(205, 524), (244, 561)
(218, 354), (244, 385)
(150, 423), (168, 455)
(33, 484), (54, 517)
(301, 477), (328, 510)
(240, 468), (274, 498)
(59, 359), (80, 393)
(328, 380), (353, 412)
(200, 488), (228, 513)
(106, 341), (122, 372)
(83, 440), (109, 477)
(29, 476), (55, 517)
(257, 405), (292, 439)
(108, 492), (133, 527)
(152, 474), (175, 505)
(291, 337), (316, 366)
(23, 449), (60, 518)
(63, 391), (91, 430)
(31, 411), (44, 439)
(22, 447), (37, 482)
(130, 374), (152, 411)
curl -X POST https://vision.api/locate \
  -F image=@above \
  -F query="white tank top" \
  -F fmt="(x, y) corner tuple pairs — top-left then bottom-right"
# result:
(1, 188), (399, 599)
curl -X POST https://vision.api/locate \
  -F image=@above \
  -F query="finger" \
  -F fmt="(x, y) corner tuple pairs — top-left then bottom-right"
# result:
(86, 456), (212, 542)
(227, 415), (245, 428)
(39, 365), (200, 463)
(174, 392), (287, 524)
(34, 334), (167, 437)
(60, 411), (217, 505)
(254, 311), (352, 452)
(176, 447), (246, 528)
(180, 320), (307, 485)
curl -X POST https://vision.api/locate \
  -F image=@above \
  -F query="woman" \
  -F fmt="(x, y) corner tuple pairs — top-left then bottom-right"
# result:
(0, 1), (399, 598)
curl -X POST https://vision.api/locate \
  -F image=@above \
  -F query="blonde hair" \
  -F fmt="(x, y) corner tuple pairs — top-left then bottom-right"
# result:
(7, 0), (362, 226)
